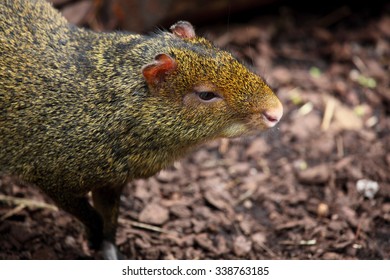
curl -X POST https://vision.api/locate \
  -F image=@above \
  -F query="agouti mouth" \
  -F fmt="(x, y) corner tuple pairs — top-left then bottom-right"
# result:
(242, 111), (282, 133)
(261, 101), (284, 128)
(261, 111), (282, 128)
(221, 116), (279, 138)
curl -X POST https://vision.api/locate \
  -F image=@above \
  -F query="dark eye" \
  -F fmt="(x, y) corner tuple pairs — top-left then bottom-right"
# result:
(196, 91), (219, 101)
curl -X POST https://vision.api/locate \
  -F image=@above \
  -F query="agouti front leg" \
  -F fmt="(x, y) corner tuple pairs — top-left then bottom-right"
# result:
(92, 185), (125, 259)
(45, 190), (104, 251)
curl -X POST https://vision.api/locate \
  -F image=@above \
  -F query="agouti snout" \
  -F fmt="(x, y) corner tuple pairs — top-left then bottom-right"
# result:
(0, 0), (282, 259)
(263, 107), (283, 127)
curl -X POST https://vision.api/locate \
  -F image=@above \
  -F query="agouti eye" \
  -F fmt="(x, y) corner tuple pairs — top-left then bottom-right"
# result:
(196, 91), (219, 101)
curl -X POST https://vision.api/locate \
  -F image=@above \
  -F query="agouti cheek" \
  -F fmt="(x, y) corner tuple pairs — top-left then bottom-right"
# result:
(183, 93), (199, 107)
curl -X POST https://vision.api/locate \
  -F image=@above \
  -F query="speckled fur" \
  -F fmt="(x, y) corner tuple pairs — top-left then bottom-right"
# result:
(0, 0), (281, 253)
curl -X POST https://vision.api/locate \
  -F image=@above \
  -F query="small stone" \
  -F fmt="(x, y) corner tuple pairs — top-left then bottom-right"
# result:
(239, 220), (253, 235)
(251, 232), (267, 247)
(243, 199), (253, 209)
(170, 205), (192, 218)
(64, 236), (77, 248)
(204, 191), (229, 210)
(156, 170), (176, 183)
(322, 252), (343, 260)
(356, 179), (379, 199)
(317, 203), (329, 217)
(138, 203), (169, 225)
(297, 164), (330, 184)
(246, 138), (269, 158)
(195, 233), (216, 253)
(233, 235), (252, 257)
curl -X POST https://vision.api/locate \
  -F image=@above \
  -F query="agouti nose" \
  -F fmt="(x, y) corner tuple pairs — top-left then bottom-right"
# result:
(262, 104), (283, 128)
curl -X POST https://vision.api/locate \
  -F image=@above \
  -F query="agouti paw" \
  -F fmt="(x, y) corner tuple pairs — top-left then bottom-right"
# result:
(101, 240), (125, 260)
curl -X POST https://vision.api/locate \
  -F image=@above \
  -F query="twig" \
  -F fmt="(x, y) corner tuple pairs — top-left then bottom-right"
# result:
(0, 204), (26, 221)
(354, 218), (363, 242)
(298, 102), (313, 116)
(219, 138), (230, 154)
(258, 243), (277, 258)
(235, 186), (257, 205)
(317, 6), (351, 27)
(352, 55), (367, 73)
(119, 218), (177, 235)
(321, 97), (336, 131)
(0, 195), (58, 211)
(280, 239), (317, 246)
(258, 158), (271, 177)
(336, 136), (344, 158)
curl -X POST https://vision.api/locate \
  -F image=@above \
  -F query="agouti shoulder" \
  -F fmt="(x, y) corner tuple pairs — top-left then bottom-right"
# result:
(0, 0), (282, 259)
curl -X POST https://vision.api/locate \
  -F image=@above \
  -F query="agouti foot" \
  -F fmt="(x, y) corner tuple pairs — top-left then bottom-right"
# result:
(101, 240), (125, 260)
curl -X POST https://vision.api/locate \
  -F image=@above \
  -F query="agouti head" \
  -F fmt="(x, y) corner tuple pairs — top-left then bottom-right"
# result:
(142, 21), (283, 140)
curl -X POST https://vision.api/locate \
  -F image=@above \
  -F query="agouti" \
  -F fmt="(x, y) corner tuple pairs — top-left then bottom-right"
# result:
(0, 0), (283, 259)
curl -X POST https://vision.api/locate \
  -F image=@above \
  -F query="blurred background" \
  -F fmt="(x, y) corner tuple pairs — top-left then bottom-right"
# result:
(49, 0), (388, 33)
(0, 0), (389, 260)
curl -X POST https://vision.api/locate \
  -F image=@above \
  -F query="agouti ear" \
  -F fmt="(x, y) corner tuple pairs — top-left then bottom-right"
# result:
(142, 53), (177, 86)
(170, 21), (196, 39)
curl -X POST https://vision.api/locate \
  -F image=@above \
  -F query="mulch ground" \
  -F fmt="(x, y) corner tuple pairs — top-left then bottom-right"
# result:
(0, 2), (389, 260)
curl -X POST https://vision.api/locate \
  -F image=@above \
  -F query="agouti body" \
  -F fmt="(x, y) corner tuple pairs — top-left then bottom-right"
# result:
(0, 0), (283, 259)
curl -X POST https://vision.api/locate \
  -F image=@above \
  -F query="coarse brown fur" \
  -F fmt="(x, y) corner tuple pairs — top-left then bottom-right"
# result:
(0, 0), (282, 258)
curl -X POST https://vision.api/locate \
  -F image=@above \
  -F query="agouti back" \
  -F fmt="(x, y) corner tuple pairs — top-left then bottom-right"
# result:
(0, 0), (283, 259)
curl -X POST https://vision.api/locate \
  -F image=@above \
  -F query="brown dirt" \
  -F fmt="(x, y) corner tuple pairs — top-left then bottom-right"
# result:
(1, 1), (389, 260)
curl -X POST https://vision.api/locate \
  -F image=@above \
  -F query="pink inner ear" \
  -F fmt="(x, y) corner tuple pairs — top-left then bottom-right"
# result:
(142, 54), (177, 85)
(170, 21), (196, 39)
